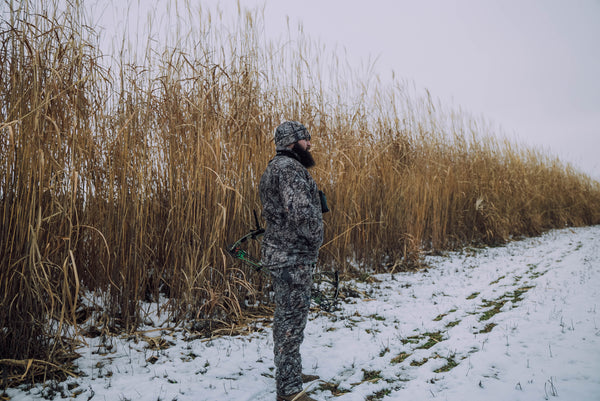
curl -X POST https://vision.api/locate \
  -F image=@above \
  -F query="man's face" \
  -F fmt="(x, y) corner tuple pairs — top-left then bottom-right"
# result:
(291, 139), (315, 168)
(296, 139), (311, 151)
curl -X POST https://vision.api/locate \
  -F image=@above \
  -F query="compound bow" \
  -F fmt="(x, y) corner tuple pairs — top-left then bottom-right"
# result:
(226, 211), (339, 311)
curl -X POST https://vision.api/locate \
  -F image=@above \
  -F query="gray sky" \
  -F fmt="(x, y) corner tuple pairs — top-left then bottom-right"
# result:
(92, 0), (600, 180)
(248, 0), (600, 180)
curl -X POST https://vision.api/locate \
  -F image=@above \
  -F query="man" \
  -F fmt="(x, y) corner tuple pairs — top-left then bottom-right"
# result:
(259, 121), (324, 401)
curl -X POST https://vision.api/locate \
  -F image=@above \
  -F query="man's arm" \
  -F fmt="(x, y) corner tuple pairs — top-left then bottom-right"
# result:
(279, 168), (322, 249)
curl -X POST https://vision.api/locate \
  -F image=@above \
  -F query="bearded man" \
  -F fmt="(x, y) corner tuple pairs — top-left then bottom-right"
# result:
(259, 121), (324, 401)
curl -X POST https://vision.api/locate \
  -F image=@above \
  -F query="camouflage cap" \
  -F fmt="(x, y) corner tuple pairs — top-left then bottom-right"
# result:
(274, 121), (311, 150)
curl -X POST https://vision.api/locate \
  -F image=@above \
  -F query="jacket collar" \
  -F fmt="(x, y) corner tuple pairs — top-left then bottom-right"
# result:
(275, 148), (301, 162)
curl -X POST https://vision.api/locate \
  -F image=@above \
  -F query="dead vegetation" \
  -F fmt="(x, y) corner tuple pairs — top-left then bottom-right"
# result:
(1, 0), (599, 387)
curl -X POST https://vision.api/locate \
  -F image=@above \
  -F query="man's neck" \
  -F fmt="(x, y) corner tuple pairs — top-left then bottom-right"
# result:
(276, 148), (301, 162)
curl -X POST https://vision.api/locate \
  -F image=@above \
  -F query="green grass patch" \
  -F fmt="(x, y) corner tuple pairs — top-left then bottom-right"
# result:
(318, 381), (350, 396)
(529, 270), (547, 279)
(478, 322), (497, 333)
(510, 286), (534, 303)
(478, 285), (535, 322)
(366, 388), (392, 401)
(527, 263), (549, 279)
(391, 352), (410, 364)
(434, 308), (458, 321)
(402, 331), (444, 349)
(419, 332), (444, 349)
(400, 335), (421, 345)
(445, 320), (460, 328)
(466, 292), (480, 300)
(434, 355), (459, 373)
(362, 369), (383, 381)
(410, 358), (428, 366)
(433, 313), (446, 321)
(479, 298), (507, 321)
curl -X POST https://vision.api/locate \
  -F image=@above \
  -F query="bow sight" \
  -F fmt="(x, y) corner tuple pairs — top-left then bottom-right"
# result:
(226, 211), (265, 272)
(226, 211), (339, 311)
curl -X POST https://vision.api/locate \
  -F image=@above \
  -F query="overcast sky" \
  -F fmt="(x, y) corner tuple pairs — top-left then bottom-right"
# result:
(90, 0), (600, 180)
(233, 0), (600, 180)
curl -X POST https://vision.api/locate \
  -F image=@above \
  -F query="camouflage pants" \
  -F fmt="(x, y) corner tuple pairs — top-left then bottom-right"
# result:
(271, 264), (313, 396)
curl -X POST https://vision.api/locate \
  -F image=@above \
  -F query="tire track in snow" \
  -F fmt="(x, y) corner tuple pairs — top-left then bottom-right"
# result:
(313, 227), (598, 400)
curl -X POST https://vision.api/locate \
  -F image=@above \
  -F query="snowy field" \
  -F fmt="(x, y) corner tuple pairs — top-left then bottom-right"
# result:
(6, 226), (600, 401)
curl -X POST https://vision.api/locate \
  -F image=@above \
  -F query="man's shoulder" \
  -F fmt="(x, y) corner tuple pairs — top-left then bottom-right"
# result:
(261, 155), (295, 186)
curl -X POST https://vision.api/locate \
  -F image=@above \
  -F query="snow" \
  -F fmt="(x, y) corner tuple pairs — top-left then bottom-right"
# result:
(6, 226), (600, 401)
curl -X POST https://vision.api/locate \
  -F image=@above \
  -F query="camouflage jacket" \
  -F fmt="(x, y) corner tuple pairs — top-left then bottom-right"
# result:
(259, 150), (324, 268)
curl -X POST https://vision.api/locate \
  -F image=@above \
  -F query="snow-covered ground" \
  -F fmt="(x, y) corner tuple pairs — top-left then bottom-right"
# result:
(7, 226), (600, 401)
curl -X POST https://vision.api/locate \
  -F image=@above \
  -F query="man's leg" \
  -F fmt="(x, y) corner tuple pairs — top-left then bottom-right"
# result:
(272, 265), (312, 397)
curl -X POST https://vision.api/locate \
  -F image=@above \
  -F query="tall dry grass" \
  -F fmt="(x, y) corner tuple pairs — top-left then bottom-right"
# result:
(1, 0), (599, 383)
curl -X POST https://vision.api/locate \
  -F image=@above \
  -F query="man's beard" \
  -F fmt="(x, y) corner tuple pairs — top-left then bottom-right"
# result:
(292, 143), (316, 168)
